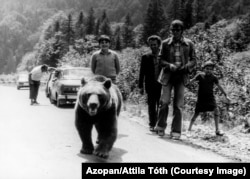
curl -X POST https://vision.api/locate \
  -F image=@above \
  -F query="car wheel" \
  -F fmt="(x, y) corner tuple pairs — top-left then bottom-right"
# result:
(46, 91), (49, 98)
(56, 98), (62, 107)
(17, 86), (20, 90)
(49, 93), (55, 104)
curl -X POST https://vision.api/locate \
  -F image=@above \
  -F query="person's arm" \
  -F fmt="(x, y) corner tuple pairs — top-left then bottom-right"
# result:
(180, 40), (197, 73)
(216, 82), (227, 97)
(159, 42), (177, 71)
(189, 76), (196, 84)
(114, 53), (120, 75)
(138, 55), (146, 94)
(48, 67), (56, 72)
(189, 73), (201, 84)
(216, 81), (231, 102)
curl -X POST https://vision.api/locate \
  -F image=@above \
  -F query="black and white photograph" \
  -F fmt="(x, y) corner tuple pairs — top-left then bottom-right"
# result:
(0, 0), (249, 178)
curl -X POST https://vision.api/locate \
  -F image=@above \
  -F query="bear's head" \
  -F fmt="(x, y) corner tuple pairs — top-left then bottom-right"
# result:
(78, 76), (112, 116)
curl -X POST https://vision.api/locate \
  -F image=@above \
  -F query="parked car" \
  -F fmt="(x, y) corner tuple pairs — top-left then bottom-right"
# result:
(17, 73), (29, 90)
(45, 67), (93, 107)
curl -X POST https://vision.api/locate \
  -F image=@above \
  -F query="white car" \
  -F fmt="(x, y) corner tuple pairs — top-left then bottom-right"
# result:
(45, 67), (93, 107)
(17, 73), (29, 90)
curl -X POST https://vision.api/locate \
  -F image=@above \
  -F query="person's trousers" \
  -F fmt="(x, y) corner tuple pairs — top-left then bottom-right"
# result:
(147, 90), (161, 127)
(156, 81), (184, 134)
(29, 75), (40, 100)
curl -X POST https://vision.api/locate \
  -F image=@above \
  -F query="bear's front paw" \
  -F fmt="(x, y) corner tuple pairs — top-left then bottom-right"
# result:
(93, 149), (109, 159)
(80, 147), (93, 155)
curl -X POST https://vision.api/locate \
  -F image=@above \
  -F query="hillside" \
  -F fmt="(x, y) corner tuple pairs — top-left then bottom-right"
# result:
(0, 0), (250, 74)
(1, 0), (250, 25)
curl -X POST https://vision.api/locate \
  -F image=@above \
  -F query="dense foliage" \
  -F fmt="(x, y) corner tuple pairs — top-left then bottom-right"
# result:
(0, 0), (250, 129)
(116, 20), (250, 129)
(1, 0), (250, 74)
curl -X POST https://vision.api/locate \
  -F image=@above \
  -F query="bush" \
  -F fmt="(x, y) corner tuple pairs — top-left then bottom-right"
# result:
(117, 47), (149, 103)
(185, 21), (250, 128)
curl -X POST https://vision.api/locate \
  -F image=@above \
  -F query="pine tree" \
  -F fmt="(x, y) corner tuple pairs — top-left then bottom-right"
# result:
(63, 14), (74, 47)
(168, 0), (183, 21)
(75, 11), (85, 40)
(233, 28), (246, 52)
(207, 12), (219, 26)
(99, 9), (112, 36)
(54, 20), (60, 32)
(142, 0), (166, 43)
(192, 0), (206, 24)
(99, 18), (112, 36)
(114, 26), (122, 51)
(184, 0), (194, 28)
(122, 13), (134, 48)
(101, 10), (107, 22)
(86, 7), (95, 34)
(241, 13), (250, 46)
(95, 18), (100, 36)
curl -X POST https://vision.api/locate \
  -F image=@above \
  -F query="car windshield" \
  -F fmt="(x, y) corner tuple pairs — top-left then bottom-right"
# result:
(61, 68), (91, 80)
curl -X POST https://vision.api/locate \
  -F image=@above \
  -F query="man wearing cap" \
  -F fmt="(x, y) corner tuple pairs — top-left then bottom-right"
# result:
(155, 20), (197, 139)
(91, 35), (120, 83)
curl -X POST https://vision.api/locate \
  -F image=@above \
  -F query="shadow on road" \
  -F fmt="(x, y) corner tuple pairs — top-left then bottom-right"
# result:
(59, 104), (76, 109)
(77, 134), (128, 163)
(77, 146), (127, 163)
(49, 103), (76, 109)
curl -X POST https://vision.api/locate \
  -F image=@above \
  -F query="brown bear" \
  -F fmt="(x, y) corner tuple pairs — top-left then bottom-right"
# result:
(75, 75), (122, 158)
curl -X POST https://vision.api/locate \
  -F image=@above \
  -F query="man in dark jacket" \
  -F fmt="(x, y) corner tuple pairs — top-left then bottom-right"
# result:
(155, 20), (196, 139)
(139, 35), (162, 132)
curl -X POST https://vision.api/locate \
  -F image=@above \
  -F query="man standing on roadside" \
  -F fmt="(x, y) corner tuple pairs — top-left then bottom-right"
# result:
(29, 64), (49, 105)
(155, 20), (197, 139)
(139, 35), (162, 132)
(91, 35), (120, 84)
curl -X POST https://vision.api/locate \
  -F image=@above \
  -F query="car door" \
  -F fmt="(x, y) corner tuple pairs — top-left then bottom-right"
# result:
(50, 70), (61, 100)
(47, 72), (55, 98)
(45, 72), (53, 97)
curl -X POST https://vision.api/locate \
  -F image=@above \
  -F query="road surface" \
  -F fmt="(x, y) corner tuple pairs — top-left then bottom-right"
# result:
(0, 85), (234, 179)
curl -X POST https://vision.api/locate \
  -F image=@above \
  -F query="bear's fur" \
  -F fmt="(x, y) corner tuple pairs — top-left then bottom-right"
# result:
(75, 75), (122, 158)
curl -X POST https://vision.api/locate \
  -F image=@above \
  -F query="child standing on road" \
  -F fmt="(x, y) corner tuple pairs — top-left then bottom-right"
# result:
(188, 61), (230, 136)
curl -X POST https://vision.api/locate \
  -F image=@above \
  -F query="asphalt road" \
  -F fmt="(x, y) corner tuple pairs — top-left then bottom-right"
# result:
(0, 85), (234, 179)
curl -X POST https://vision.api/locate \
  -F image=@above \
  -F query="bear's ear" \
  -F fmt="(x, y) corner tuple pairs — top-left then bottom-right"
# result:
(103, 79), (111, 89)
(81, 77), (87, 86)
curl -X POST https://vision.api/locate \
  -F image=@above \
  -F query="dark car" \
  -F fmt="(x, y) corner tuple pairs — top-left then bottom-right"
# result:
(45, 67), (93, 107)
(17, 73), (29, 90)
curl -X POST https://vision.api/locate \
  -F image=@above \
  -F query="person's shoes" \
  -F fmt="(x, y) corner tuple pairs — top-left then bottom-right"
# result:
(170, 132), (181, 140)
(154, 126), (165, 136)
(216, 130), (224, 136)
(34, 101), (39, 104)
(157, 130), (165, 137)
(149, 126), (156, 132)
(30, 101), (34, 105)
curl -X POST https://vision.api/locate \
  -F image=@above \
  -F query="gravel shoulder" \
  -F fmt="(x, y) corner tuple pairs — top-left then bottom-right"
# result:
(124, 103), (250, 163)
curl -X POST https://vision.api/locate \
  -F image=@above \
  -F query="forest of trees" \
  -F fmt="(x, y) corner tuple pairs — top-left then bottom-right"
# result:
(1, 0), (250, 74)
